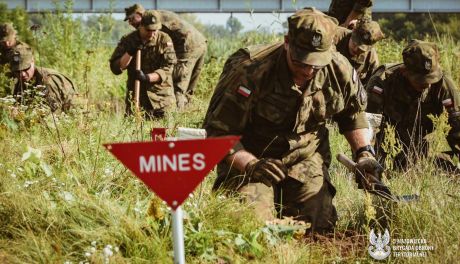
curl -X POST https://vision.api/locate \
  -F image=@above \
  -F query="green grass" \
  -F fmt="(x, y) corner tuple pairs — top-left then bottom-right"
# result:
(1, 10), (460, 264)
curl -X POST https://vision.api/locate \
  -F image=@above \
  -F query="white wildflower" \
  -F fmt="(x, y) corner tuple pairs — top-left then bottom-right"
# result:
(104, 168), (113, 176)
(60, 191), (75, 203)
(23, 180), (37, 188)
(103, 245), (114, 264)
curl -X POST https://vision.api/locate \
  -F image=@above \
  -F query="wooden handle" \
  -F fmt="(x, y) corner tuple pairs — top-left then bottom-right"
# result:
(134, 49), (141, 112)
(336, 153), (356, 172)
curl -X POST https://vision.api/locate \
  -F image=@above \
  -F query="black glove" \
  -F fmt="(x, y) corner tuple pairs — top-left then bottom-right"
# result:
(136, 70), (149, 83)
(245, 158), (287, 187)
(355, 151), (384, 190)
(126, 44), (143, 56)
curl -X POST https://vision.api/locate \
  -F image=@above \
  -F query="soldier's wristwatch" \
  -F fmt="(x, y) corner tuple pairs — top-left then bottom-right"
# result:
(354, 145), (376, 160)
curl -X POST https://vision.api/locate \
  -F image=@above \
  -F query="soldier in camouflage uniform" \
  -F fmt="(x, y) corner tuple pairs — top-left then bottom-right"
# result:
(334, 18), (384, 86)
(124, 4), (208, 109)
(366, 39), (460, 171)
(204, 8), (382, 232)
(328, 0), (373, 28)
(10, 45), (76, 112)
(123, 4), (145, 29)
(0, 23), (30, 66)
(110, 10), (177, 118)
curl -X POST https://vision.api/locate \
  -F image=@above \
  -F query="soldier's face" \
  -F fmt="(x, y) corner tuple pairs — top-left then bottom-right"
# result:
(0, 36), (16, 49)
(16, 62), (35, 82)
(403, 68), (432, 92)
(408, 78), (431, 92)
(128, 13), (142, 28)
(140, 27), (158, 41)
(349, 39), (366, 56)
(285, 45), (323, 85)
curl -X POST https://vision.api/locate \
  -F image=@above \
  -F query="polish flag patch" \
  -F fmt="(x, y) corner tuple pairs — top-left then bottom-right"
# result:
(237, 86), (252, 97)
(442, 98), (453, 108)
(372, 86), (383, 95)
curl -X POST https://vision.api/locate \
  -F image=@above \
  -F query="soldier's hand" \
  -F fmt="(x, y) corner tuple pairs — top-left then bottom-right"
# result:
(126, 44), (143, 56)
(355, 151), (384, 190)
(136, 70), (150, 83)
(245, 158), (287, 187)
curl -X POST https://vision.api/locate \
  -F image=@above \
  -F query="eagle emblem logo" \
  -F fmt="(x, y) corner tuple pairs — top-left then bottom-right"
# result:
(368, 229), (391, 260)
(363, 32), (371, 40)
(425, 60), (432, 71)
(312, 34), (322, 47)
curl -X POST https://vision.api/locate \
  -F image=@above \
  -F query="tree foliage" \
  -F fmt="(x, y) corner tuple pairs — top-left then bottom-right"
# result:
(0, 3), (34, 45)
(226, 15), (243, 35)
(375, 13), (460, 41)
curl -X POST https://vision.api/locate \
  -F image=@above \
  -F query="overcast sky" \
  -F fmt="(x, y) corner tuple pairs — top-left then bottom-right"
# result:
(110, 12), (291, 33)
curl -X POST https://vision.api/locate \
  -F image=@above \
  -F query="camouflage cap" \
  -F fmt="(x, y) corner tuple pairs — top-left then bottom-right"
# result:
(10, 45), (34, 72)
(140, 10), (162, 30)
(351, 19), (385, 52)
(288, 7), (338, 66)
(403, 39), (442, 84)
(124, 4), (145, 21)
(0, 22), (17, 41)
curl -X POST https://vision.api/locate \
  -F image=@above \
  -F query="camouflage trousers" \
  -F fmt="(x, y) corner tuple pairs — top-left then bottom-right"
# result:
(213, 129), (338, 232)
(124, 83), (175, 119)
(173, 46), (207, 109)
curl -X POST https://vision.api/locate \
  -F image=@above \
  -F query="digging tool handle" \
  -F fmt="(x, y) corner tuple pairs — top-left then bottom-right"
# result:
(336, 153), (418, 202)
(134, 49), (141, 112)
(337, 153), (357, 171)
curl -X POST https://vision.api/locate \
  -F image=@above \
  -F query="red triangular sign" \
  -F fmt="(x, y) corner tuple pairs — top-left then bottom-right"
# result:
(104, 136), (240, 210)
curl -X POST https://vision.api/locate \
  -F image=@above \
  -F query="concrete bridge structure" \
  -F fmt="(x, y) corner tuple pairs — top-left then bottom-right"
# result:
(3, 0), (460, 13)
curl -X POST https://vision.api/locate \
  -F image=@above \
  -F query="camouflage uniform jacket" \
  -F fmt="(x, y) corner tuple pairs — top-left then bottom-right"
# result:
(204, 43), (368, 161)
(328, 0), (373, 25)
(158, 10), (207, 59)
(334, 27), (379, 85)
(0, 40), (29, 66)
(109, 30), (176, 111)
(366, 63), (460, 155)
(13, 67), (76, 112)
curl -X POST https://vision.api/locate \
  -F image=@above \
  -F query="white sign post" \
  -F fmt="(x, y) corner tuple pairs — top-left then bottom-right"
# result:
(172, 205), (185, 264)
(172, 128), (206, 264)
